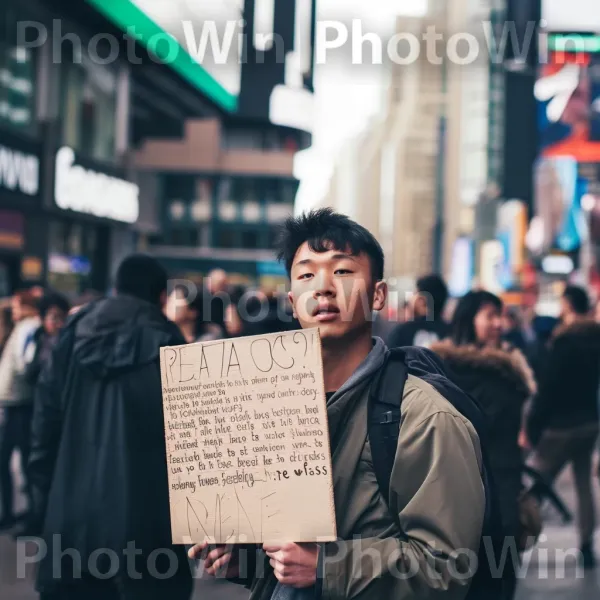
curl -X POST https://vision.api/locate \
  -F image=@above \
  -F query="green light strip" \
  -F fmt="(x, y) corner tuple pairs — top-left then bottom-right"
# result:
(548, 34), (600, 53)
(85, 0), (238, 112)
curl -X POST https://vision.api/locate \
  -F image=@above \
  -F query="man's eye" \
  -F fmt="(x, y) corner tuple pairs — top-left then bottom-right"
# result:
(335, 269), (353, 275)
(298, 273), (313, 280)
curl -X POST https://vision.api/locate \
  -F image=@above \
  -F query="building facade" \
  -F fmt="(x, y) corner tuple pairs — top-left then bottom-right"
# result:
(0, 0), (315, 296)
(132, 0), (317, 289)
(134, 119), (300, 289)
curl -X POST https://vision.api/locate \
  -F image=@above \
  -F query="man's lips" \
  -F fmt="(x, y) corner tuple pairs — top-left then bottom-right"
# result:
(313, 306), (340, 322)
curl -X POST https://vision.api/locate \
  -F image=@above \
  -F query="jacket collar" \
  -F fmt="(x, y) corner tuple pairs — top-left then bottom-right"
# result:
(552, 318), (600, 342)
(430, 340), (537, 396)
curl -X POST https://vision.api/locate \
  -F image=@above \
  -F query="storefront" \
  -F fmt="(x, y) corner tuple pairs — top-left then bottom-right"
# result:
(0, 126), (44, 294)
(47, 145), (139, 296)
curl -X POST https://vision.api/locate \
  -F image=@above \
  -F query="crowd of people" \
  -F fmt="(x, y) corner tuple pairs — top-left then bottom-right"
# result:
(0, 208), (598, 600)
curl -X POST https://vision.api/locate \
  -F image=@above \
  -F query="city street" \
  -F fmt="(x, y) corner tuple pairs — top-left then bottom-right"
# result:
(1, 457), (599, 599)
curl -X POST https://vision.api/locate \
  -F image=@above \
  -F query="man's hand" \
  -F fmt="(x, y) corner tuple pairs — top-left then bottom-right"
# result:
(263, 543), (319, 588)
(188, 542), (239, 578)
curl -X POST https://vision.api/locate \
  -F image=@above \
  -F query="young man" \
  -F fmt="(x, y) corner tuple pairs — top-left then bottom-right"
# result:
(387, 274), (450, 348)
(28, 255), (192, 600)
(190, 209), (486, 599)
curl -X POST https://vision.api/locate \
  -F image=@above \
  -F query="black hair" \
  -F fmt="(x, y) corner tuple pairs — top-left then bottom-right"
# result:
(416, 274), (448, 319)
(276, 208), (385, 281)
(451, 290), (503, 345)
(39, 293), (70, 319)
(115, 254), (168, 305)
(563, 285), (590, 315)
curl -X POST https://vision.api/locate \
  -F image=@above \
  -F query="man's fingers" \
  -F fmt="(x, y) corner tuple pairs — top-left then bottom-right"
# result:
(207, 552), (232, 575)
(205, 546), (229, 567)
(269, 558), (288, 577)
(265, 550), (286, 564)
(263, 544), (283, 554)
(188, 542), (208, 559)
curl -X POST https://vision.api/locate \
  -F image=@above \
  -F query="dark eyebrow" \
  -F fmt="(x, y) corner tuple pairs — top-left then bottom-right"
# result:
(294, 253), (357, 268)
(331, 253), (357, 262)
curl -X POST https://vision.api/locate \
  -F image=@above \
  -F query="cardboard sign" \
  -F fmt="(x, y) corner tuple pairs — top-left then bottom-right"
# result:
(160, 328), (336, 544)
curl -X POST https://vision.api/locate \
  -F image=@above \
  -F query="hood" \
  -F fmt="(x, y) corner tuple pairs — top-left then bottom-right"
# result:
(71, 295), (184, 377)
(431, 340), (537, 397)
(551, 318), (600, 346)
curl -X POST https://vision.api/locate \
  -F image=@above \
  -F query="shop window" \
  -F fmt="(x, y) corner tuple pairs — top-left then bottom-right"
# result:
(166, 228), (198, 246)
(60, 55), (117, 161)
(241, 230), (259, 249)
(0, 5), (36, 130)
(217, 228), (238, 249)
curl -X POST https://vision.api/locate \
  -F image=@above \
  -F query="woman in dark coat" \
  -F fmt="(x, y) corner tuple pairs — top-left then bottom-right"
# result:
(431, 291), (536, 599)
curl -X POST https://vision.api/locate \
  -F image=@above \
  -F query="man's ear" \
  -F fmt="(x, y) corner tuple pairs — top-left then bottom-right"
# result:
(288, 291), (297, 319)
(373, 280), (387, 313)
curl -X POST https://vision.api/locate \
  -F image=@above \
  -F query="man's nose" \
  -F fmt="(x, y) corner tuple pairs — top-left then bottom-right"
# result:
(313, 272), (336, 298)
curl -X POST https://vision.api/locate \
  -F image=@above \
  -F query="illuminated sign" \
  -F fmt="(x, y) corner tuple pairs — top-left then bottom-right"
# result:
(536, 52), (600, 162)
(54, 147), (139, 224)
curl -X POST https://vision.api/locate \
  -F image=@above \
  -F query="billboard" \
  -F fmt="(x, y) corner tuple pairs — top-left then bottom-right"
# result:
(496, 200), (528, 290)
(528, 156), (587, 256)
(448, 237), (474, 298)
(536, 52), (600, 162)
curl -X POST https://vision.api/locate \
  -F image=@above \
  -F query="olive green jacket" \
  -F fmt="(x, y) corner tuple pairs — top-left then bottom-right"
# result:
(243, 373), (485, 600)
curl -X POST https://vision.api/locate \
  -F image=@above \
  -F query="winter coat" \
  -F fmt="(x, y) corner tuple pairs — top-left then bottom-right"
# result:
(28, 295), (188, 592)
(527, 319), (600, 445)
(0, 316), (41, 407)
(431, 341), (536, 539)
(244, 341), (485, 600)
(23, 326), (58, 387)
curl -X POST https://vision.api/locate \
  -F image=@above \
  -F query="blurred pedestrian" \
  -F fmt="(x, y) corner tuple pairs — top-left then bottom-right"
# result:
(432, 291), (537, 600)
(166, 284), (224, 342)
(526, 285), (600, 569)
(0, 304), (14, 357)
(205, 268), (229, 330)
(28, 255), (192, 599)
(225, 288), (296, 337)
(223, 284), (246, 337)
(23, 293), (70, 388)
(387, 274), (450, 348)
(0, 290), (41, 530)
(502, 307), (528, 353)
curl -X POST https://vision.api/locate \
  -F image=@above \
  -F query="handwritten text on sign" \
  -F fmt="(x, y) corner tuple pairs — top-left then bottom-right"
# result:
(160, 328), (336, 544)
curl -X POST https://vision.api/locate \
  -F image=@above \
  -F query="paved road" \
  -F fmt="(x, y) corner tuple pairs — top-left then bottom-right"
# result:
(2, 457), (599, 599)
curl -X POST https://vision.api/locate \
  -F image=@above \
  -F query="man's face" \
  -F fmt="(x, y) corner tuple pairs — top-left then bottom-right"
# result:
(288, 243), (387, 343)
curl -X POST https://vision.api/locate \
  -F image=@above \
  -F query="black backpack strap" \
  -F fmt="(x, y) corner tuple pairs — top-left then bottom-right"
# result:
(368, 348), (408, 506)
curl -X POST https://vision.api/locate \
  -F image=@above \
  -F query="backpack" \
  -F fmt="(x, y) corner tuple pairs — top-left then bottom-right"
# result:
(368, 346), (506, 600)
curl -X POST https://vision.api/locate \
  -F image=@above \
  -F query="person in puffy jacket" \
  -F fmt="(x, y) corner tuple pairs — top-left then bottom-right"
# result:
(432, 291), (537, 600)
(28, 255), (192, 600)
